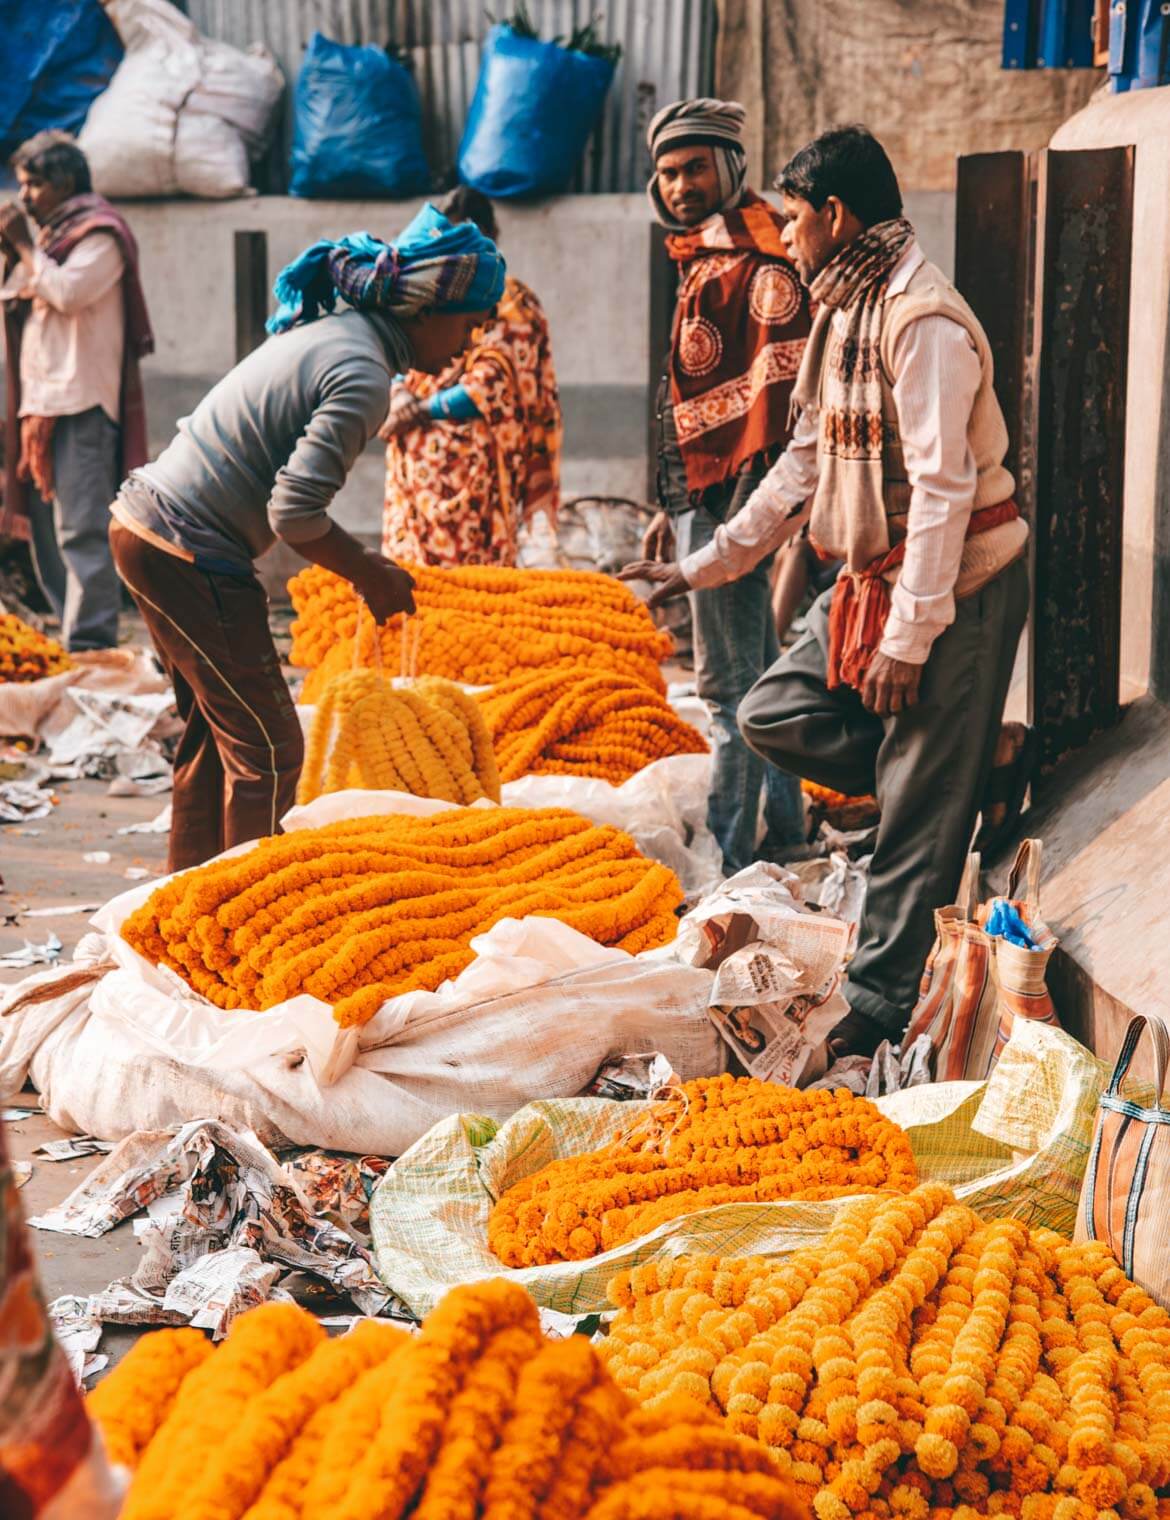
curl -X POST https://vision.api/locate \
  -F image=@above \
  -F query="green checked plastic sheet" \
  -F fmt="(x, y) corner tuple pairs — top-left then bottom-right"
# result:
(369, 1021), (1111, 1318)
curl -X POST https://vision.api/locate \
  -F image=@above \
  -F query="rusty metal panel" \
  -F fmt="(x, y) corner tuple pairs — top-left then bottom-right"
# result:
(185, 0), (716, 193)
(1031, 145), (1133, 773)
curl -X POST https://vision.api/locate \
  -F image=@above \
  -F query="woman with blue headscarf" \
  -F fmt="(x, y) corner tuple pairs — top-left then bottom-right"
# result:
(108, 204), (505, 872)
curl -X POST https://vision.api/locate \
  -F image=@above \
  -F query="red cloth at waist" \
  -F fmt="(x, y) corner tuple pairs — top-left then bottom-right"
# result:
(817, 499), (1022, 693)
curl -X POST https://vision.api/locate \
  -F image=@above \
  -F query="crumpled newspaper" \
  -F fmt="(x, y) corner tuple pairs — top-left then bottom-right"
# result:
(284, 1149), (391, 1238)
(0, 930), (62, 968)
(672, 862), (855, 1087)
(43, 688), (178, 774)
(0, 778), (54, 822)
(29, 1120), (401, 1339)
(809, 1034), (934, 1098)
(46, 1296), (108, 1383)
(582, 1051), (676, 1102)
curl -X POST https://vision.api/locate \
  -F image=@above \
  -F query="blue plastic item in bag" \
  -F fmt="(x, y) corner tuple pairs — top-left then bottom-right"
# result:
(984, 897), (1042, 950)
(0, 0), (122, 161)
(458, 24), (616, 199)
(290, 33), (430, 200)
(1109, 0), (1170, 89)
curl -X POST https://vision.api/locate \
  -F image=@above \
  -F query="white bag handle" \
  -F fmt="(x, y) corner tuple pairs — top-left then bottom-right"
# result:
(957, 852), (981, 923)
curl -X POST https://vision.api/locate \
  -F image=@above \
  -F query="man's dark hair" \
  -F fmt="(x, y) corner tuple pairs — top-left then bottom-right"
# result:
(434, 185), (499, 243)
(776, 125), (902, 228)
(11, 130), (92, 195)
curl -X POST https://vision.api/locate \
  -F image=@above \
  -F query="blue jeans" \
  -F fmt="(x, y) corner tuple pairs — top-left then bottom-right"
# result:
(677, 505), (806, 874)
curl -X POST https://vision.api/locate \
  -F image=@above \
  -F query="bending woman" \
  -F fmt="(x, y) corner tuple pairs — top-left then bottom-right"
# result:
(382, 187), (561, 566)
(110, 204), (504, 872)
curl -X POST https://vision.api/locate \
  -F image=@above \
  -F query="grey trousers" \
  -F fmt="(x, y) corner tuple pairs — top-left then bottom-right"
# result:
(28, 406), (122, 651)
(739, 556), (1030, 1035)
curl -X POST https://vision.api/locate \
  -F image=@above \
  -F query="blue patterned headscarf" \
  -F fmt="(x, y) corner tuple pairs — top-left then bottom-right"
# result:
(267, 203), (506, 335)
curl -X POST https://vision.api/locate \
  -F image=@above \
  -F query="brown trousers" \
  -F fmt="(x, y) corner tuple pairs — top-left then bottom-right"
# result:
(110, 521), (303, 872)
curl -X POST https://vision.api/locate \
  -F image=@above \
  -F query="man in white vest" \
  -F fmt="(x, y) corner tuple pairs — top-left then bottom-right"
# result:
(622, 125), (1030, 1058)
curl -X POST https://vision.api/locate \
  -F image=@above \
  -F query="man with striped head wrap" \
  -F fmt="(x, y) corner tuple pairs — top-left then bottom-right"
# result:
(109, 203), (504, 871)
(627, 98), (813, 876)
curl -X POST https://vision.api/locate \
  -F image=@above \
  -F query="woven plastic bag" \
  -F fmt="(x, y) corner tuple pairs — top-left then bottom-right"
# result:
(903, 838), (1059, 1081)
(369, 1019), (1106, 1317)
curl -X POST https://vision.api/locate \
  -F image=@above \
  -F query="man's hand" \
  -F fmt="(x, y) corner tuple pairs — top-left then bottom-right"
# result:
(641, 510), (675, 562)
(860, 652), (923, 718)
(0, 202), (32, 255)
(355, 554), (416, 622)
(378, 392), (428, 442)
(618, 559), (689, 610)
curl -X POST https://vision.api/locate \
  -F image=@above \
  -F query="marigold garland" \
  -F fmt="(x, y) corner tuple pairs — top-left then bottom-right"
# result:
(602, 1182), (1170, 1520)
(85, 1326), (213, 1470)
(289, 564), (674, 701)
(298, 671), (501, 806)
(487, 1078), (919, 1268)
(477, 670), (707, 787)
(0, 611), (71, 682)
(89, 1281), (808, 1520)
(120, 806), (683, 1027)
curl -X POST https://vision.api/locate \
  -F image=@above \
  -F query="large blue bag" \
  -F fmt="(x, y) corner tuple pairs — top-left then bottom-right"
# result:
(290, 33), (430, 199)
(457, 24), (616, 199)
(0, 0), (122, 161)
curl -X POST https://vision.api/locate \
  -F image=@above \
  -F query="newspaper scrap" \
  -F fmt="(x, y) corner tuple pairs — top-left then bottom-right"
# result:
(34, 1134), (114, 1162)
(582, 1051), (676, 1102)
(118, 803), (171, 836)
(284, 1149), (392, 1238)
(83, 851), (112, 865)
(0, 931), (62, 968)
(538, 1307), (609, 1339)
(672, 863), (855, 1087)
(1, 1105), (41, 1121)
(123, 866), (152, 881)
(0, 779), (54, 822)
(47, 1295), (108, 1382)
(807, 1054), (874, 1095)
(29, 1120), (396, 1332)
(23, 904), (101, 918)
(108, 773), (172, 798)
(43, 688), (178, 771)
(12, 1159), (32, 1187)
(866, 1035), (933, 1098)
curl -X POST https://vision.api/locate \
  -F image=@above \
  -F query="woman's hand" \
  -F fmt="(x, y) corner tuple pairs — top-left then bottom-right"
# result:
(618, 559), (689, 610)
(378, 392), (428, 442)
(355, 554), (416, 622)
(641, 511), (675, 562)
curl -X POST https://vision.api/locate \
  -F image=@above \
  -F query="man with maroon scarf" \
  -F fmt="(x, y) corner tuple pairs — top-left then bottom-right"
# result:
(634, 99), (812, 876)
(0, 131), (153, 651)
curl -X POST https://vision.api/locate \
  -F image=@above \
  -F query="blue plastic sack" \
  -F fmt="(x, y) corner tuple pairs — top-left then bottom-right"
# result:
(290, 33), (430, 200)
(457, 24), (616, 199)
(984, 898), (1042, 951)
(0, 0), (122, 160)
(1002, 0), (1094, 68)
(1109, 0), (1170, 90)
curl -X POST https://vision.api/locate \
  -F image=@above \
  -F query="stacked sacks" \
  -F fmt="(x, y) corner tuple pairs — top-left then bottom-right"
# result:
(88, 1282), (809, 1520)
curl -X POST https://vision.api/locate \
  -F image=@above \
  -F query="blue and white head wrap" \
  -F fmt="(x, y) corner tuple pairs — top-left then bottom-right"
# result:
(267, 203), (506, 335)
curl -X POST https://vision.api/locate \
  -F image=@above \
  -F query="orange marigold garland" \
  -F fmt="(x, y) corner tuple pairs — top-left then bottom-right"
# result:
(487, 1078), (919, 1268)
(298, 671), (501, 806)
(289, 564), (674, 700)
(120, 806), (683, 1028)
(90, 1281), (808, 1520)
(85, 1326), (213, 1470)
(601, 1182), (1170, 1520)
(478, 670), (707, 787)
(0, 611), (71, 682)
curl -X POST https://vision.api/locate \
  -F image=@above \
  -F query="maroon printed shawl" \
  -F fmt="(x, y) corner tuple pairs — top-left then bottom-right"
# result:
(666, 190), (811, 496)
(2, 192), (154, 537)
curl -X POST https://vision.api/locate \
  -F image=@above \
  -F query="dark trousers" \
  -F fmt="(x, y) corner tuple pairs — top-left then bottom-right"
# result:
(109, 521), (304, 872)
(739, 557), (1030, 1035)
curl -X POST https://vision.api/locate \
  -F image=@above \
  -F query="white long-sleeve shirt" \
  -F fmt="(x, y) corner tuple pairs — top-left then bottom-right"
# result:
(681, 243), (988, 665)
(12, 234), (125, 424)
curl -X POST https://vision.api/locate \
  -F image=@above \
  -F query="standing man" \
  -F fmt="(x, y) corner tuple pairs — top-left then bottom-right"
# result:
(642, 98), (812, 876)
(624, 126), (1030, 1056)
(0, 131), (153, 650)
(109, 204), (504, 872)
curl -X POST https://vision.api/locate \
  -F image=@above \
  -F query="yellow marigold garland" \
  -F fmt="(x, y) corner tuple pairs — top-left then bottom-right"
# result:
(477, 670), (707, 786)
(289, 564), (674, 700)
(601, 1182), (1170, 1520)
(89, 1281), (808, 1520)
(0, 611), (71, 682)
(121, 806), (683, 1027)
(298, 671), (501, 806)
(85, 1326), (213, 1470)
(487, 1078), (919, 1268)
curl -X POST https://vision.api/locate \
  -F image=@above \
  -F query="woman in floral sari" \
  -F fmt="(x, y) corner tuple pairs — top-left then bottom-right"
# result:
(381, 188), (561, 566)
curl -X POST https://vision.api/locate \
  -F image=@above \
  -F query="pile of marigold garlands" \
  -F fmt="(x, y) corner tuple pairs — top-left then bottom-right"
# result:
(87, 1279), (807, 1520)
(289, 564), (675, 701)
(478, 669), (708, 786)
(297, 671), (501, 805)
(488, 1078), (919, 1268)
(602, 1181), (1170, 1520)
(120, 807), (682, 1027)
(0, 611), (70, 682)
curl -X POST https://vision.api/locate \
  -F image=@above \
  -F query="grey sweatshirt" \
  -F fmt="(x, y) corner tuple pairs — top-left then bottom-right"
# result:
(117, 309), (414, 573)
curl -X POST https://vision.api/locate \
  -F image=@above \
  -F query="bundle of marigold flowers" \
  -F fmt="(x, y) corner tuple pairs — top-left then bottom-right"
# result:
(602, 1181), (1170, 1520)
(802, 780), (879, 829)
(488, 1078), (918, 1268)
(120, 806), (683, 1028)
(289, 563), (674, 700)
(0, 611), (71, 682)
(477, 668), (708, 786)
(87, 1281), (809, 1520)
(298, 671), (500, 805)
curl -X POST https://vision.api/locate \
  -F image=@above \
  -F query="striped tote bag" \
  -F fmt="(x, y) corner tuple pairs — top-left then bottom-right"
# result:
(1075, 1014), (1170, 1306)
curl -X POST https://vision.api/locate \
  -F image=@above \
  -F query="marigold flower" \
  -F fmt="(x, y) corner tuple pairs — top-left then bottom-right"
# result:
(0, 611), (71, 682)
